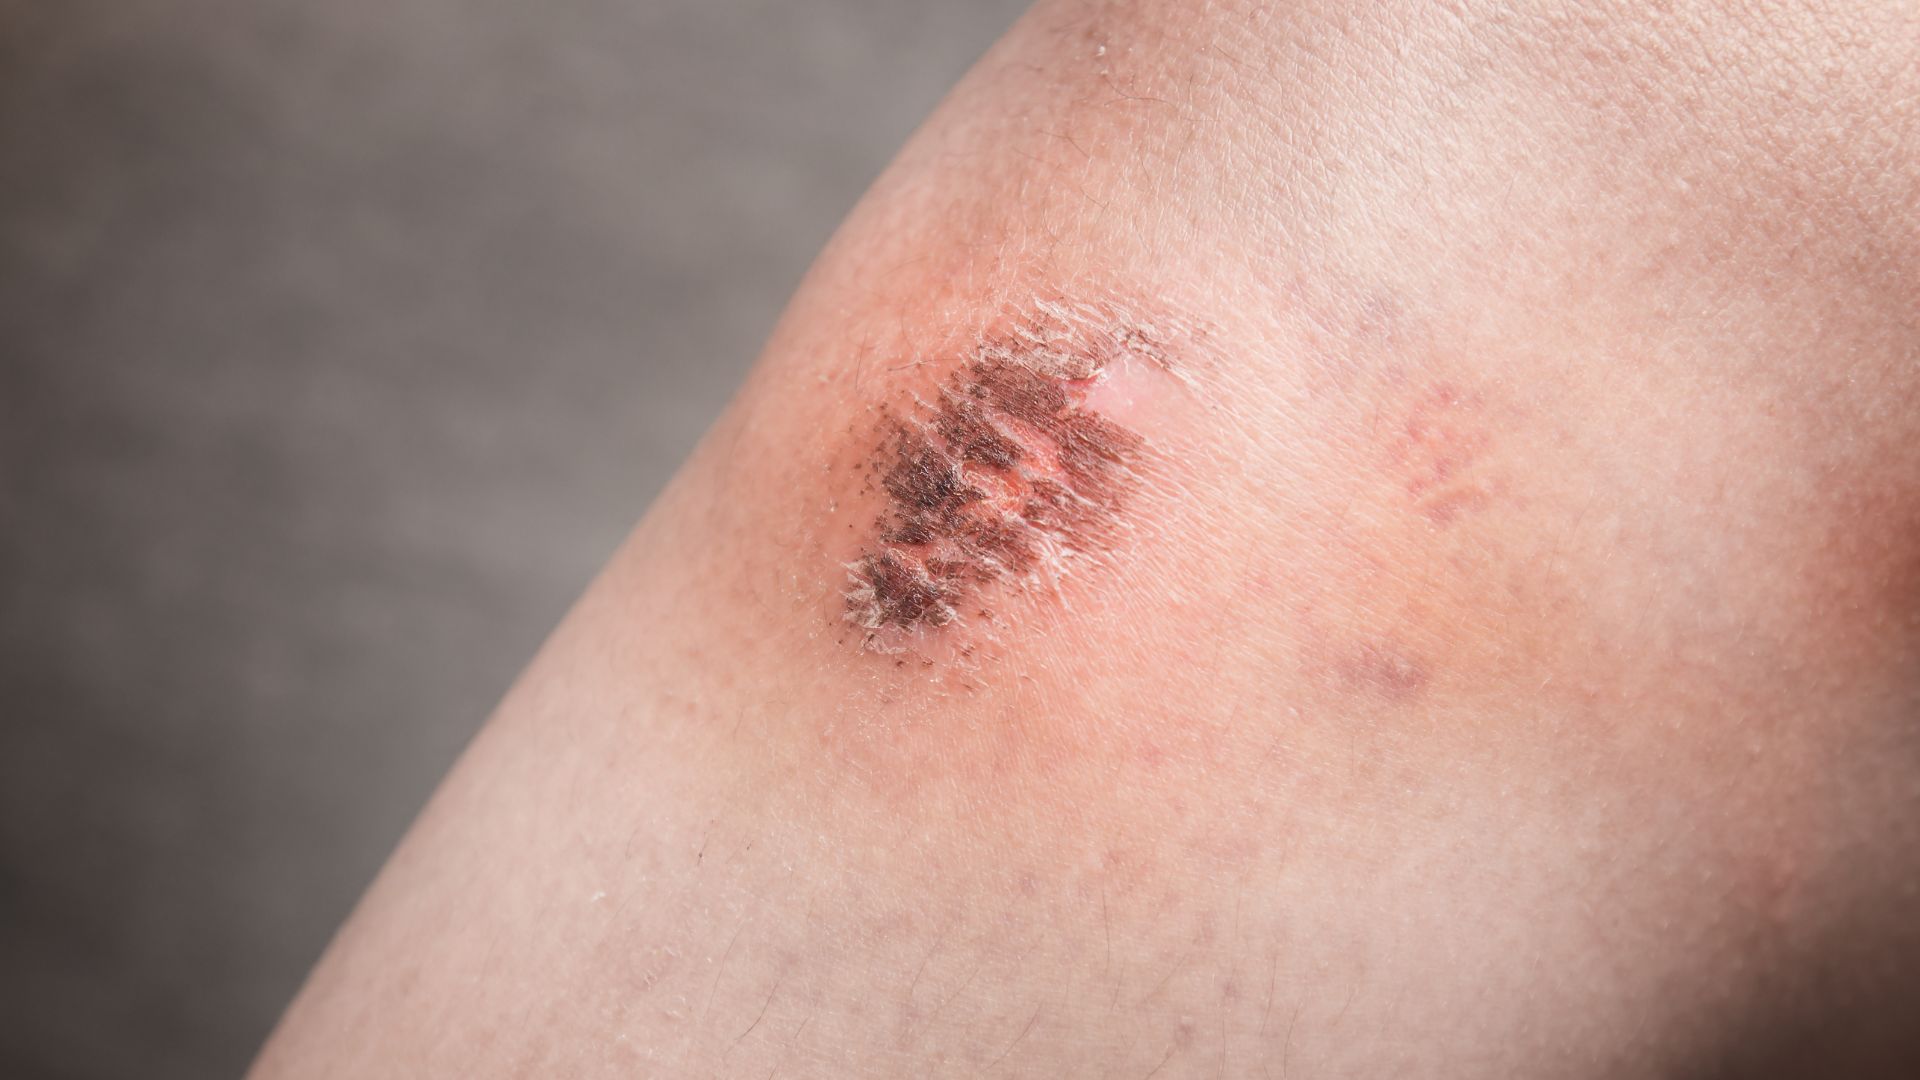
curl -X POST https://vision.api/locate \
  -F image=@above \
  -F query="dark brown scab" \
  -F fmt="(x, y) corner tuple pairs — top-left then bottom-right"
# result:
(1055, 412), (1145, 503)
(923, 556), (975, 581)
(1019, 478), (1078, 528)
(884, 514), (936, 545)
(970, 358), (1069, 432)
(935, 391), (1025, 469)
(851, 550), (954, 627)
(958, 513), (1038, 573)
(881, 427), (964, 510)
(845, 316), (1154, 637)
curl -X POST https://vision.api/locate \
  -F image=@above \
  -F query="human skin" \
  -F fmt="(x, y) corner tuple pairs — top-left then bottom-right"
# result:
(249, 1), (1920, 1077)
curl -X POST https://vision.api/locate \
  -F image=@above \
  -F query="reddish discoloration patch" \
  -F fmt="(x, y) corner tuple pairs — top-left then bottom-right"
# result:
(1339, 639), (1431, 702)
(1387, 383), (1496, 526)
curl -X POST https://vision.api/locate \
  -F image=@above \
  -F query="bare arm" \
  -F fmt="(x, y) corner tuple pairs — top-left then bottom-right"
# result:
(252, 1), (1920, 1076)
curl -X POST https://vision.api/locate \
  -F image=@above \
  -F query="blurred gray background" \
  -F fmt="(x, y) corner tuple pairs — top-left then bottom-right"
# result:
(0, 1), (1026, 1076)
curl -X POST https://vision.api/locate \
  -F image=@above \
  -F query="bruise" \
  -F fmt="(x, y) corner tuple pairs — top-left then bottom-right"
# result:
(1387, 383), (1496, 527)
(845, 311), (1158, 638)
(1329, 638), (1431, 704)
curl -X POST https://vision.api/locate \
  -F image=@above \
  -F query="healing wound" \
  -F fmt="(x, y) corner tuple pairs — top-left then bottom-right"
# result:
(844, 308), (1154, 639)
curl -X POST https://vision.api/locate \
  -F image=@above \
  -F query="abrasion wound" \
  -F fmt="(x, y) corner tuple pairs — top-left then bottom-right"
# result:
(845, 314), (1153, 634)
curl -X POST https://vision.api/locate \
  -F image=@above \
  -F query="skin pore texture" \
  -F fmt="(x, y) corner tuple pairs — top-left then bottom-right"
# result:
(251, 1), (1920, 1078)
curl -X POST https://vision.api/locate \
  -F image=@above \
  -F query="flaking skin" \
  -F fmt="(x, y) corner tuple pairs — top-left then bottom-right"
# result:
(844, 308), (1156, 642)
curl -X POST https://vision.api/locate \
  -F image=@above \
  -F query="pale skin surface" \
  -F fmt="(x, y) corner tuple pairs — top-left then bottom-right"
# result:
(250, 1), (1920, 1076)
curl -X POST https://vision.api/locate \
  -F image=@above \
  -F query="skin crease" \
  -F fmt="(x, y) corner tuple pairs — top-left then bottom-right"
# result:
(250, 1), (1920, 1078)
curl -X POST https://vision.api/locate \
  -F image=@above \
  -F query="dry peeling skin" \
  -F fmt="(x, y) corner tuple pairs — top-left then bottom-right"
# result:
(841, 304), (1167, 653)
